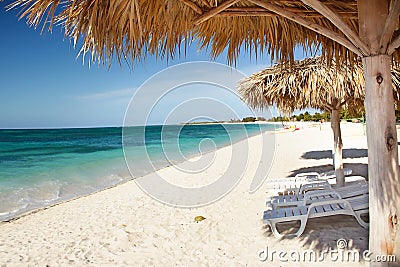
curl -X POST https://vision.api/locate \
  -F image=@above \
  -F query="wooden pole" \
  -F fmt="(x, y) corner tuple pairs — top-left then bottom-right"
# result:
(359, 0), (400, 264)
(330, 108), (344, 187)
(363, 55), (400, 266)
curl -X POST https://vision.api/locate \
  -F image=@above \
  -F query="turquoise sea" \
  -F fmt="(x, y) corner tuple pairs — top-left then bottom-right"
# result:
(0, 123), (276, 221)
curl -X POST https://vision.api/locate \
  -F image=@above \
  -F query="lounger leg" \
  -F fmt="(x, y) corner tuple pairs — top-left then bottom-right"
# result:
(269, 217), (308, 238)
(295, 217), (307, 237)
(354, 211), (369, 228)
(270, 222), (284, 238)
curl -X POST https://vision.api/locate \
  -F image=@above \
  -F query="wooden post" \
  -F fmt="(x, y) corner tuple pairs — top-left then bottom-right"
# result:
(363, 55), (400, 266)
(331, 108), (344, 187)
(358, 0), (400, 264)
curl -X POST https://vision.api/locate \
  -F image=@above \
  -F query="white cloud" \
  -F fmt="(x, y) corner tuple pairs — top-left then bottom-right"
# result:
(77, 88), (137, 101)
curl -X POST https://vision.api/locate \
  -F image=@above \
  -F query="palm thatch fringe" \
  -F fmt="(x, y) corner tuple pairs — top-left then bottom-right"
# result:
(7, 0), (400, 65)
(238, 56), (400, 114)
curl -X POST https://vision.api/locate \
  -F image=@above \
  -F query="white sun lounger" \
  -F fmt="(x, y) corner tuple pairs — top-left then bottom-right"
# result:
(266, 168), (353, 186)
(268, 180), (332, 195)
(263, 194), (369, 238)
(269, 175), (367, 196)
(267, 182), (368, 209)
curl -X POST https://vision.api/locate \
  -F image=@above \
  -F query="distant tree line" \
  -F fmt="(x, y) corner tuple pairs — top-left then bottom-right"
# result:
(190, 109), (399, 124)
(229, 117), (267, 123)
(239, 116), (267, 122)
(268, 110), (365, 122)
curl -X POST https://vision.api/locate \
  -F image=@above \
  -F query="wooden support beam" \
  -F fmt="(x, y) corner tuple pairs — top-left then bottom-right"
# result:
(330, 108), (345, 188)
(388, 34), (400, 54)
(247, 0), (363, 56)
(194, 0), (240, 25)
(300, 0), (369, 55)
(363, 54), (400, 266)
(359, 0), (400, 261)
(379, 0), (400, 54)
(218, 11), (275, 17)
(177, 0), (203, 15)
(304, 13), (358, 19)
(285, 7), (357, 15)
(226, 7), (358, 17)
(226, 7), (267, 12)
(269, 0), (357, 5)
(358, 0), (390, 54)
(226, 6), (355, 13)
(217, 10), (357, 19)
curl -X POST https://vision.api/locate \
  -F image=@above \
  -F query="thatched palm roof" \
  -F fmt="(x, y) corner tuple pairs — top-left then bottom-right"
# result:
(7, 0), (400, 65)
(238, 56), (400, 113)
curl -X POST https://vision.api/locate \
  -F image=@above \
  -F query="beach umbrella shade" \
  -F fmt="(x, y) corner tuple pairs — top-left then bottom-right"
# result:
(238, 56), (400, 188)
(7, 0), (400, 260)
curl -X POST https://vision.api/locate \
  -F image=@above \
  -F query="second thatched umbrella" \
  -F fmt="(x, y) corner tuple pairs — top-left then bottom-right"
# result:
(238, 56), (400, 187)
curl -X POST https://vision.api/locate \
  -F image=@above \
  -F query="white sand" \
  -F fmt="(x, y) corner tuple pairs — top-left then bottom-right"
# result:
(0, 123), (372, 266)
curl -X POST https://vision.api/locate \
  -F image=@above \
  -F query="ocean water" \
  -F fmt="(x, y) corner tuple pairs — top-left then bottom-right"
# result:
(0, 123), (276, 221)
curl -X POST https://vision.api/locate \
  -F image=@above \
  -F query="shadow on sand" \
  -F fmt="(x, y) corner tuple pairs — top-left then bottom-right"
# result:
(301, 148), (368, 160)
(261, 215), (369, 257)
(288, 163), (368, 180)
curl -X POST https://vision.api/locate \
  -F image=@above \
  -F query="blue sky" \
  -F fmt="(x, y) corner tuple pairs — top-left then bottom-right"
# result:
(0, 1), (311, 128)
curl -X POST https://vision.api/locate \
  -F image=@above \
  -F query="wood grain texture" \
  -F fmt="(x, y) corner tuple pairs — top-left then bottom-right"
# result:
(363, 54), (400, 265)
(331, 108), (345, 188)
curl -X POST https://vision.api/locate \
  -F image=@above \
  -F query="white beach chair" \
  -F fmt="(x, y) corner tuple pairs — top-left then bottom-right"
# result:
(265, 168), (352, 186)
(267, 182), (368, 209)
(268, 180), (332, 196)
(269, 175), (367, 196)
(263, 194), (369, 238)
(265, 169), (354, 194)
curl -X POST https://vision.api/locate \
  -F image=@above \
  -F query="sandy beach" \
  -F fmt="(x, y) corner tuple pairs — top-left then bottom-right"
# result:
(0, 123), (373, 266)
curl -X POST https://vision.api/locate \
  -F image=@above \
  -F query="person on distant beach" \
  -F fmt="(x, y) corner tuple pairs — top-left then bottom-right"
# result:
(320, 119), (325, 130)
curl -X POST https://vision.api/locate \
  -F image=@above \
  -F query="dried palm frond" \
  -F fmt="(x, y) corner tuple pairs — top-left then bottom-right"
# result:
(238, 56), (400, 114)
(6, 0), (399, 65)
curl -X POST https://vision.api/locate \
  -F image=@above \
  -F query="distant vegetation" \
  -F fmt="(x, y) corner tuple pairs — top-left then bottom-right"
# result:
(185, 117), (268, 124)
(184, 109), (400, 124)
(228, 117), (267, 123)
(268, 110), (365, 122)
(242, 117), (256, 122)
(241, 117), (267, 122)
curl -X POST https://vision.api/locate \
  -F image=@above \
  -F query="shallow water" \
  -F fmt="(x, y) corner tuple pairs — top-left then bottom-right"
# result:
(0, 123), (276, 220)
